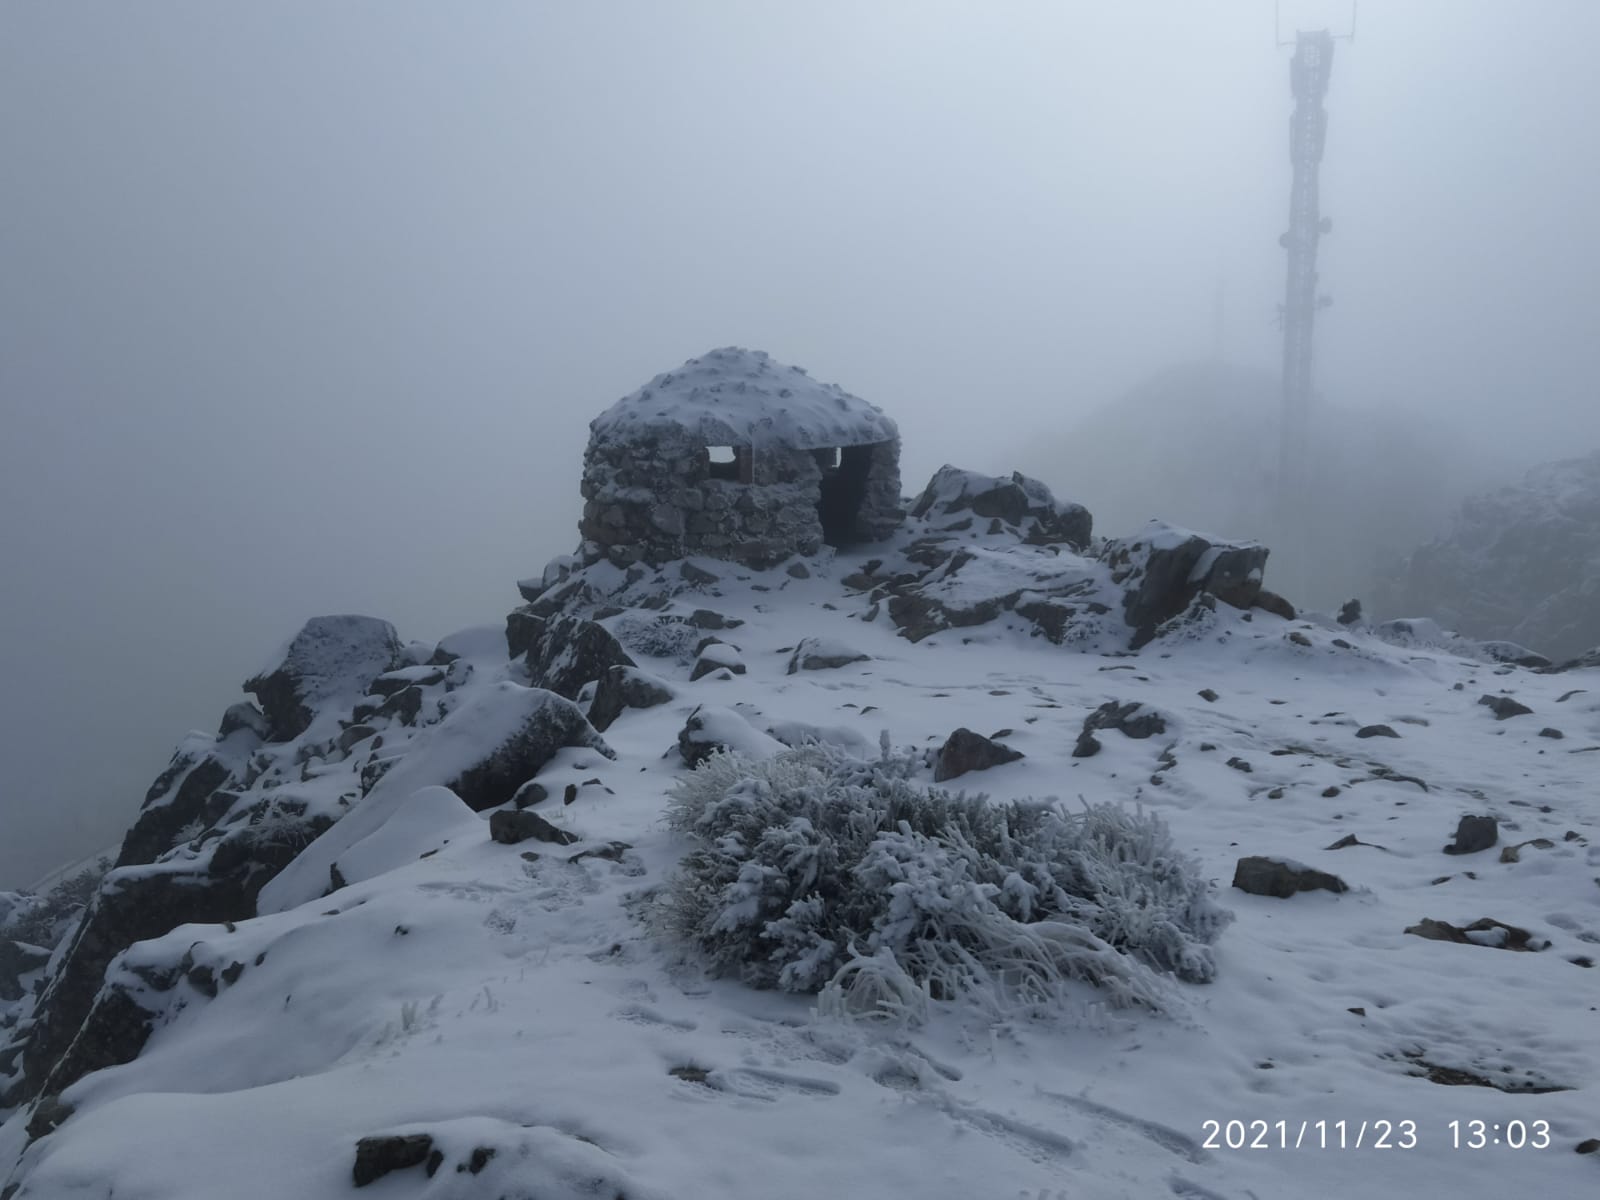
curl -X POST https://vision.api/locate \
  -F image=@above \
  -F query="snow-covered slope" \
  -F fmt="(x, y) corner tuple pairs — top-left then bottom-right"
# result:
(1379, 449), (1600, 663)
(2, 482), (1597, 1200)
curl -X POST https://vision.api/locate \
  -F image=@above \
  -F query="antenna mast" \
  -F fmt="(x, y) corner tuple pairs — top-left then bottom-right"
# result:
(1274, 3), (1351, 598)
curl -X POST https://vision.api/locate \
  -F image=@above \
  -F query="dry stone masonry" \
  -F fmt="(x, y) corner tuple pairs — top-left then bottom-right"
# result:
(578, 347), (904, 570)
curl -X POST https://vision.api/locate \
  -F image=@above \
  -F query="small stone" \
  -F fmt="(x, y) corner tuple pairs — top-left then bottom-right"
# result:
(1539, 727), (1564, 739)
(785, 562), (810, 579)
(1266, 787), (1285, 799)
(1322, 786), (1341, 797)
(1355, 724), (1399, 739)
(1443, 814), (1498, 856)
(1478, 694), (1533, 720)
(512, 781), (549, 809)
(489, 809), (578, 847)
(934, 728), (1024, 782)
(1226, 757), (1253, 773)
(1232, 856), (1348, 898)
(1288, 631), (1312, 647)
(354, 1134), (435, 1187)
(1197, 688), (1219, 702)
(1576, 1137), (1600, 1154)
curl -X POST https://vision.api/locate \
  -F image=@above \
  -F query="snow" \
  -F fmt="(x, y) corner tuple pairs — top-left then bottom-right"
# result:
(588, 346), (899, 450)
(258, 683), (602, 914)
(6, 548), (1600, 1199)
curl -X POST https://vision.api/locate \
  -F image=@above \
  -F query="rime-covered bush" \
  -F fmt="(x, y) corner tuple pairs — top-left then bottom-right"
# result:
(657, 745), (1231, 1017)
(610, 613), (703, 663)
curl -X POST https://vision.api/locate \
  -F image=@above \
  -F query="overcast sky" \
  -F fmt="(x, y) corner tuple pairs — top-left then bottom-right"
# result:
(3, 0), (1598, 889)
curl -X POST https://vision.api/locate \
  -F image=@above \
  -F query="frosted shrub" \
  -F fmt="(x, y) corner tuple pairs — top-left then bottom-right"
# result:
(610, 613), (703, 662)
(658, 745), (1231, 1018)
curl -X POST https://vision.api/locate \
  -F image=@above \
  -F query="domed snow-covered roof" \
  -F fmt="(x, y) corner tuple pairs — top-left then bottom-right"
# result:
(589, 347), (898, 451)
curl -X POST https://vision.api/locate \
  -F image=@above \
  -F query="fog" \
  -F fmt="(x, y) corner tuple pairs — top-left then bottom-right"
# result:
(3, 0), (1598, 889)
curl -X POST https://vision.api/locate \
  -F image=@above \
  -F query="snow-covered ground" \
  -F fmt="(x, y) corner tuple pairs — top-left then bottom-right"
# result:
(3, 549), (1597, 1199)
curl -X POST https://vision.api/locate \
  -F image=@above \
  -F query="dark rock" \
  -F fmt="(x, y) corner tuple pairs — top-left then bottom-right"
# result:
(24, 1094), (74, 1141)
(1253, 589), (1297, 621)
(512, 781), (549, 808)
(243, 615), (404, 742)
(1322, 786), (1341, 797)
(568, 841), (634, 865)
(377, 685), (424, 726)
(354, 1134), (436, 1187)
(1538, 727), (1564, 739)
(1080, 700), (1167, 742)
(1232, 856), (1348, 897)
(1355, 724), (1399, 739)
(677, 707), (750, 769)
(1288, 631), (1313, 647)
(686, 609), (743, 631)
(587, 665), (675, 733)
(1337, 598), (1362, 626)
(785, 562), (810, 579)
(1405, 917), (1546, 951)
(1478, 694), (1532, 720)
(368, 667), (445, 697)
(1071, 731), (1102, 758)
(505, 606), (546, 659)
(217, 702), (270, 740)
(680, 561), (720, 586)
(465, 1146), (497, 1174)
(933, 728), (1024, 783)
(786, 636), (870, 673)
(524, 617), (636, 701)
(338, 724), (378, 753)
(115, 750), (236, 868)
(1576, 1138), (1599, 1154)
(0, 940), (49, 1003)
(1225, 756), (1253, 773)
(440, 688), (614, 813)
(1197, 688), (1218, 702)
(1100, 523), (1270, 646)
(690, 646), (746, 681)
(489, 809), (578, 847)
(1443, 815), (1498, 856)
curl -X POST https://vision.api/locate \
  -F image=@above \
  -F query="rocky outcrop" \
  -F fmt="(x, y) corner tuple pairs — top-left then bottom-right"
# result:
(243, 615), (404, 741)
(1102, 523), (1271, 648)
(0, 941), (49, 1003)
(425, 687), (615, 814)
(522, 616), (635, 702)
(909, 465), (1091, 550)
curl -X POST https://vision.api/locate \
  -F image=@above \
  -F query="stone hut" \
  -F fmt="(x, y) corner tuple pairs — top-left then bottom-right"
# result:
(579, 347), (904, 569)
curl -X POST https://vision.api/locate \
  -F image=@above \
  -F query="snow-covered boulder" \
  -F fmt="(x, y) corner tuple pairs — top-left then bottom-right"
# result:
(586, 666), (675, 732)
(259, 683), (612, 914)
(910, 465), (1091, 550)
(243, 615), (405, 741)
(522, 616), (636, 701)
(1101, 521), (1270, 647)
